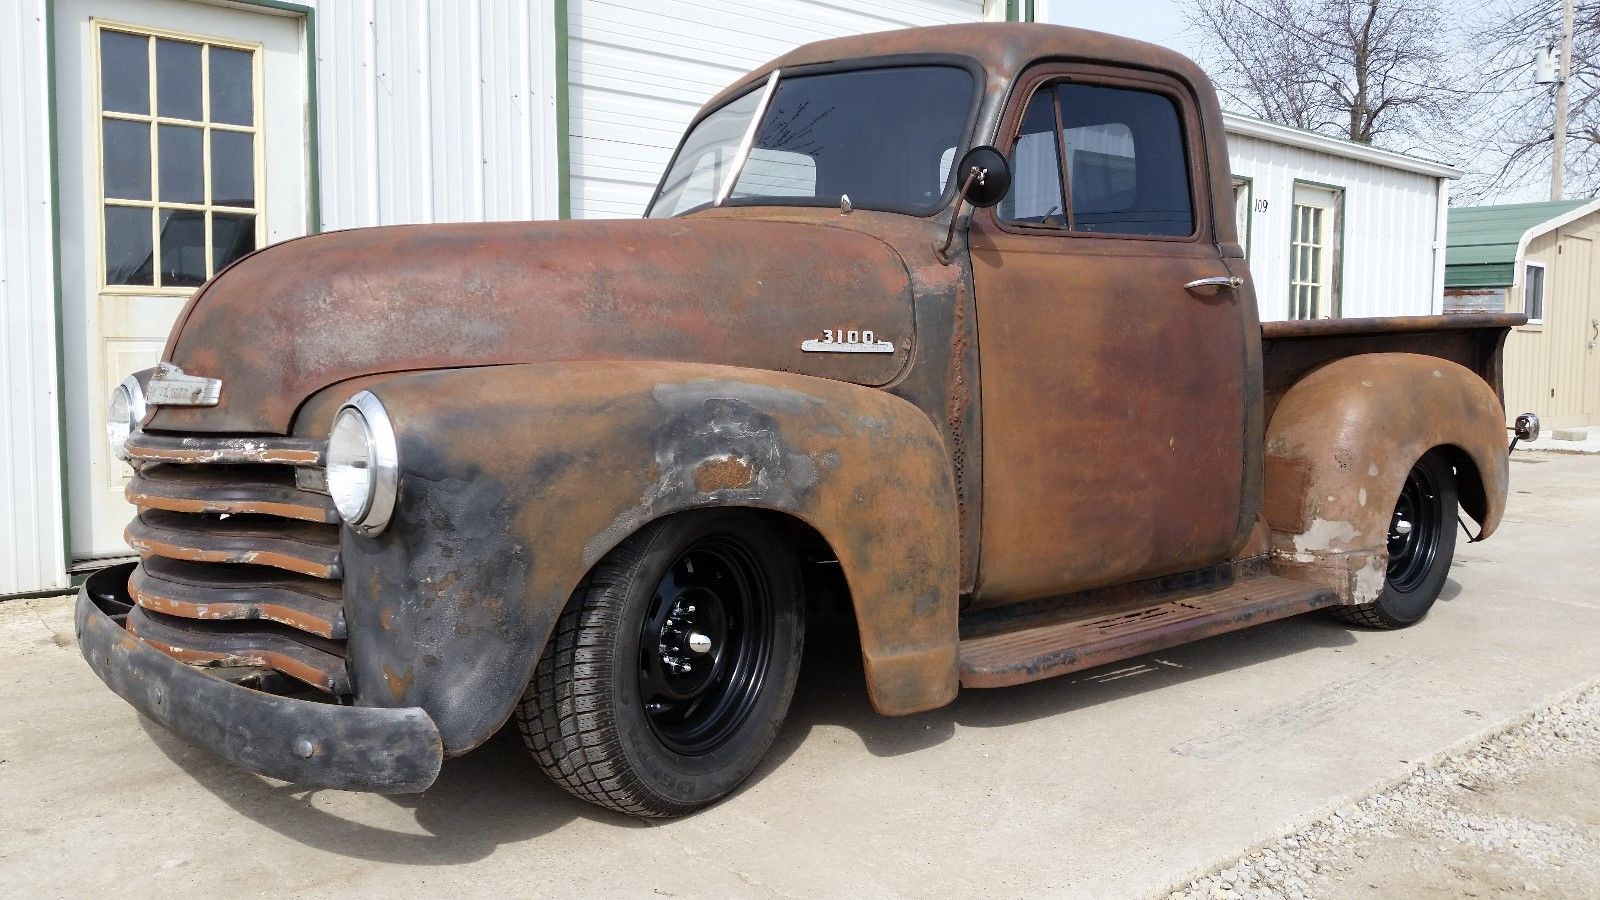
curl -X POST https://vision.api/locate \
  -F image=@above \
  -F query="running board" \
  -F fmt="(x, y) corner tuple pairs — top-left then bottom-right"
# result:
(959, 574), (1339, 688)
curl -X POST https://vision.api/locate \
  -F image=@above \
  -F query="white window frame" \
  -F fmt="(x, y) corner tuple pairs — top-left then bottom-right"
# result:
(1231, 175), (1252, 260)
(92, 18), (266, 294)
(1523, 260), (1547, 325)
(1288, 181), (1344, 320)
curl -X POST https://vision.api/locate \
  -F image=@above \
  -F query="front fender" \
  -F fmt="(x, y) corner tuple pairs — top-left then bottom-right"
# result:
(340, 361), (960, 754)
(1262, 353), (1509, 603)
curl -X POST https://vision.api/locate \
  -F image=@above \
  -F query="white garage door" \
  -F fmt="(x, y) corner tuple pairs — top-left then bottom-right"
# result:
(570, 0), (987, 219)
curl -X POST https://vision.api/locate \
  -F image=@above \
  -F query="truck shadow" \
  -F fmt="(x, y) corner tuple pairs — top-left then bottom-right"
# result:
(139, 715), (643, 865)
(760, 600), (1375, 772)
(138, 580), (1441, 856)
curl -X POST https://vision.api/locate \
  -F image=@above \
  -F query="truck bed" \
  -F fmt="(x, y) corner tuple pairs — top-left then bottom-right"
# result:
(1261, 313), (1526, 423)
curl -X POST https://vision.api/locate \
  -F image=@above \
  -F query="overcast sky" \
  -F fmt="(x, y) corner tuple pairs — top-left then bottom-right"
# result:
(1047, 1), (1204, 60)
(1044, 0), (1551, 203)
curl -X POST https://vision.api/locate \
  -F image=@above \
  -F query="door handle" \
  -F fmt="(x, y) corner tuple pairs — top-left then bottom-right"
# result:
(1184, 275), (1243, 291)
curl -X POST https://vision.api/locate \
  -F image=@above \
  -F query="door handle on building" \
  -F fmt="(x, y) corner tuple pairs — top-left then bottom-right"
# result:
(1590, 318), (1598, 349)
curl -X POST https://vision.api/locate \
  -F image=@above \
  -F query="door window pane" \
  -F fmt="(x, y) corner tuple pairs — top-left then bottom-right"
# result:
(159, 124), (204, 204)
(211, 130), (255, 207)
(105, 206), (154, 286)
(102, 120), (151, 201)
(1057, 84), (1193, 236)
(158, 209), (208, 287)
(999, 90), (1066, 225)
(212, 212), (257, 271)
(96, 24), (262, 289)
(210, 47), (254, 126)
(156, 39), (203, 121)
(100, 31), (149, 115)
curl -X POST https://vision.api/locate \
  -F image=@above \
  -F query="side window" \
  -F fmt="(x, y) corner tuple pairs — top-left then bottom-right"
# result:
(1057, 83), (1194, 237)
(998, 90), (1066, 226)
(1524, 262), (1546, 324)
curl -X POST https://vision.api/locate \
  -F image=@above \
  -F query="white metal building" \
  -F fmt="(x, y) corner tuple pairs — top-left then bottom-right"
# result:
(1223, 113), (1459, 322)
(0, 1), (1455, 597)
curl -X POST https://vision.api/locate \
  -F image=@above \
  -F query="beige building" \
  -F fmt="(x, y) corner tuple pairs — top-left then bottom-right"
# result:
(1446, 199), (1600, 429)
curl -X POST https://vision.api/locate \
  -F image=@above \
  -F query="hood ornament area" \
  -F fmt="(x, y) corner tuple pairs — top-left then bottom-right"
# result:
(801, 329), (895, 354)
(144, 362), (222, 407)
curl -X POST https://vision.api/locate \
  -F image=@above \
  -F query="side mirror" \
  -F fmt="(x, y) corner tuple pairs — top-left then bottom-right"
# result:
(954, 145), (1011, 208)
(937, 146), (1012, 263)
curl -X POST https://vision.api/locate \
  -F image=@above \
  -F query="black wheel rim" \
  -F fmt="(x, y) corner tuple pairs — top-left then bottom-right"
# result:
(1387, 463), (1445, 593)
(637, 535), (773, 756)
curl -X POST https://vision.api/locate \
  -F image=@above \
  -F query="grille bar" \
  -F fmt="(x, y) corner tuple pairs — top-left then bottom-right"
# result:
(128, 464), (337, 524)
(131, 556), (347, 640)
(127, 606), (351, 694)
(125, 431), (325, 466)
(126, 509), (342, 580)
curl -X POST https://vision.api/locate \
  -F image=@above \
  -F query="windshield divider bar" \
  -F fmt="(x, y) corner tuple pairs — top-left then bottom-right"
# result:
(714, 69), (781, 208)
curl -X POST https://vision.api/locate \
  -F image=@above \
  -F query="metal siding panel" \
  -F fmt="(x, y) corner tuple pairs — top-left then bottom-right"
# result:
(0, 0), (69, 594)
(318, 0), (382, 229)
(428, 0), (485, 222)
(375, 2), (433, 224)
(315, 0), (557, 227)
(569, 0), (986, 218)
(1226, 131), (1439, 322)
(479, 0), (534, 221)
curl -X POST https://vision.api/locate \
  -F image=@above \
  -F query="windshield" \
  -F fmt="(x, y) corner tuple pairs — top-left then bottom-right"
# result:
(647, 65), (976, 218)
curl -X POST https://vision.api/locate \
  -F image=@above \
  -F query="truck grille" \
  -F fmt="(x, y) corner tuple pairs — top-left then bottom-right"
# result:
(120, 432), (349, 698)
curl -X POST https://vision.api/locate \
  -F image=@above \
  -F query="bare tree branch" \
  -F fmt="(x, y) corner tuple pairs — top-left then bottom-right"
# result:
(1185, 0), (1462, 148)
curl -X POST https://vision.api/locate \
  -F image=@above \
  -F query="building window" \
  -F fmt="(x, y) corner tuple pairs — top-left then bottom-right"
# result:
(1231, 175), (1251, 259)
(96, 21), (262, 290)
(1524, 262), (1546, 324)
(1288, 182), (1343, 319)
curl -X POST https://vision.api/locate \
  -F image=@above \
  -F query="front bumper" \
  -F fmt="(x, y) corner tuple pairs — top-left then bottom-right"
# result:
(75, 564), (442, 793)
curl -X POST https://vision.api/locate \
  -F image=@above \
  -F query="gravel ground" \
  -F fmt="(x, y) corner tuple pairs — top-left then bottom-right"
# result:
(1165, 681), (1600, 899)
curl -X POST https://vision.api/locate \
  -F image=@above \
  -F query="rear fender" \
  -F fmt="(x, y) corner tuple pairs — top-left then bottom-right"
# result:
(339, 361), (960, 754)
(1262, 353), (1508, 604)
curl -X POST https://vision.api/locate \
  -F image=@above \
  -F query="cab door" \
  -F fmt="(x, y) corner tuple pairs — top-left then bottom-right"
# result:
(968, 65), (1252, 605)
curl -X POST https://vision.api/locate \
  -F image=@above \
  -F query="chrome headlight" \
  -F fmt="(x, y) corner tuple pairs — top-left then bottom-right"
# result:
(326, 391), (399, 535)
(106, 375), (147, 461)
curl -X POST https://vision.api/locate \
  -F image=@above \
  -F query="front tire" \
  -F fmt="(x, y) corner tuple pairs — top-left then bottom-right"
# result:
(1331, 449), (1459, 630)
(516, 510), (804, 817)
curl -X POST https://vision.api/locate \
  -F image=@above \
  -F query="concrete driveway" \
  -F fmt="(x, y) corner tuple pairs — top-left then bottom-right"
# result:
(2, 453), (1597, 899)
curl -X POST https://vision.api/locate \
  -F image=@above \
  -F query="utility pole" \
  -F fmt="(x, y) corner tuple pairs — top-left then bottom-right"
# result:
(1552, 0), (1574, 200)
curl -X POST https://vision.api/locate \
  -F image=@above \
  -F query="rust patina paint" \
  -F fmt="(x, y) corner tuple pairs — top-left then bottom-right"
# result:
(1263, 353), (1511, 603)
(148, 219), (916, 434)
(338, 361), (959, 753)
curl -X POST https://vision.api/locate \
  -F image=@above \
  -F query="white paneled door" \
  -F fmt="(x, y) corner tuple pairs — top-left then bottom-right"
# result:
(54, 0), (308, 561)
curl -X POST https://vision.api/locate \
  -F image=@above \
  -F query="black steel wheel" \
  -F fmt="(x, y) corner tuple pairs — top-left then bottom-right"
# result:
(1331, 450), (1458, 629)
(516, 510), (803, 817)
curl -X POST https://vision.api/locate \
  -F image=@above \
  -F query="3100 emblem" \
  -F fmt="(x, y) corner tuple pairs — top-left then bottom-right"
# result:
(800, 329), (895, 354)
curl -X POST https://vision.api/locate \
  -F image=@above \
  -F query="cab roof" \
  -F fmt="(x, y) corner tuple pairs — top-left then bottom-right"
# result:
(703, 23), (1214, 113)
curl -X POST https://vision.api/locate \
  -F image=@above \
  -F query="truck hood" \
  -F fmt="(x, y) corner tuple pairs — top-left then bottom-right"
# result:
(148, 218), (915, 434)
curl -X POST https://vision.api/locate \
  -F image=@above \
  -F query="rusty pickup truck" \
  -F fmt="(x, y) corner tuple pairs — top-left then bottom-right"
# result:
(78, 23), (1538, 818)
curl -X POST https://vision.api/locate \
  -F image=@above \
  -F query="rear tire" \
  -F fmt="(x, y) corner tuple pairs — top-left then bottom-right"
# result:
(516, 510), (804, 817)
(1330, 449), (1458, 630)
